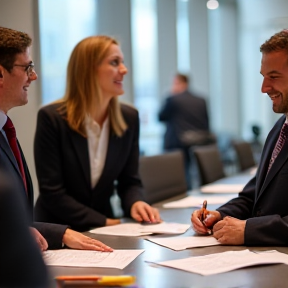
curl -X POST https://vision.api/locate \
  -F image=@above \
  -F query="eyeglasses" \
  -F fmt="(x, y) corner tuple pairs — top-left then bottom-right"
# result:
(13, 62), (36, 77)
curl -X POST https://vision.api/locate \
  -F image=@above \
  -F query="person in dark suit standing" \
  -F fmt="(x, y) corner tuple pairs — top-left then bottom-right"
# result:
(0, 171), (48, 288)
(191, 29), (288, 246)
(159, 73), (210, 189)
(34, 35), (160, 231)
(0, 26), (112, 252)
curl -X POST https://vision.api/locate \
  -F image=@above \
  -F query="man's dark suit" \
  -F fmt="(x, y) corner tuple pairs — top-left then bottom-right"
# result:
(0, 129), (67, 249)
(217, 115), (288, 245)
(158, 90), (210, 150)
(34, 103), (144, 232)
(0, 172), (48, 288)
(159, 90), (210, 188)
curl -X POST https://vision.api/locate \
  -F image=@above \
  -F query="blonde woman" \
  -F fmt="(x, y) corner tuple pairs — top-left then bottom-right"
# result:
(34, 35), (160, 231)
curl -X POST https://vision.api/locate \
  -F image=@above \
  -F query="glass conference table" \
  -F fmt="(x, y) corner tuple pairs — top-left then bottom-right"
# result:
(47, 168), (288, 288)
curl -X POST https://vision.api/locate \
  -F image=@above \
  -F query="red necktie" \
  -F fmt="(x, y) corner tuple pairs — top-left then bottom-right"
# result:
(267, 122), (288, 173)
(3, 117), (27, 192)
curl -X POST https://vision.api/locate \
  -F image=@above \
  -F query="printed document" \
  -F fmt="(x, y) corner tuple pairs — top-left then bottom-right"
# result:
(43, 249), (144, 269)
(151, 249), (288, 275)
(145, 235), (221, 251)
(200, 173), (253, 193)
(201, 183), (245, 193)
(89, 222), (190, 236)
(163, 195), (235, 208)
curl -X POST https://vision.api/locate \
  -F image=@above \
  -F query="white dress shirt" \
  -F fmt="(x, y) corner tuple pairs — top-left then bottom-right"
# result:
(85, 116), (110, 188)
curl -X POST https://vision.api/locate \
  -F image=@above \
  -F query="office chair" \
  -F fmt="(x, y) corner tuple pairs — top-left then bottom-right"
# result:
(139, 150), (187, 205)
(193, 144), (226, 185)
(232, 140), (256, 171)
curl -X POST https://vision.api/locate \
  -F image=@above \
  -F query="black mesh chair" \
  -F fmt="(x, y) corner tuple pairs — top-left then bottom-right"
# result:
(139, 150), (187, 205)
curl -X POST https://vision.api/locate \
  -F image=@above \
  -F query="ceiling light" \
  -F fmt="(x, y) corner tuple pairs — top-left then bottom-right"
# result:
(207, 0), (219, 10)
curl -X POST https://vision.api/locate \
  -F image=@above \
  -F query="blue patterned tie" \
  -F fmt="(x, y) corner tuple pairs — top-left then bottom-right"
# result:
(267, 122), (288, 172)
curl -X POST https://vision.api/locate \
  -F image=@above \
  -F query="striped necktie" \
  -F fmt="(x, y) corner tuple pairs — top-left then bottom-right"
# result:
(267, 122), (288, 173)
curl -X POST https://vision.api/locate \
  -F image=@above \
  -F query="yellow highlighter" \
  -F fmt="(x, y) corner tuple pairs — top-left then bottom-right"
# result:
(55, 275), (136, 287)
(97, 275), (136, 286)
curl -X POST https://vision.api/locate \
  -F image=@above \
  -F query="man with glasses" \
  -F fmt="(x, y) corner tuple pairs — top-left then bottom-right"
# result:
(0, 26), (113, 252)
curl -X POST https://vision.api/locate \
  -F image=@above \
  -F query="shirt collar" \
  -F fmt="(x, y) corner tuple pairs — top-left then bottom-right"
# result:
(85, 115), (109, 130)
(0, 110), (7, 130)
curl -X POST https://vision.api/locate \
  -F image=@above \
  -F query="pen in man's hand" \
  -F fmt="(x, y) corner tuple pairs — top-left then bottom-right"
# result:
(200, 200), (207, 224)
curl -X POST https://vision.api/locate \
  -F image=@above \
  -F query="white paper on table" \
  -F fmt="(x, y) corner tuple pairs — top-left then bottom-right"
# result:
(151, 249), (288, 275)
(163, 195), (235, 208)
(43, 249), (144, 269)
(89, 222), (190, 236)
(145, 235), (221, 251)
(201, 184), (245, 193)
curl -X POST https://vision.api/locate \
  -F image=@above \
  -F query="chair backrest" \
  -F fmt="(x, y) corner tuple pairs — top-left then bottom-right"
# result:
(233, 141), (256, 171)
(139, 150), (187, 204)
(193, 144), (226, 185)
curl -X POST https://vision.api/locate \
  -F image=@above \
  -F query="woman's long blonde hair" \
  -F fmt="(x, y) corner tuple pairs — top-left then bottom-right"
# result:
(59, 35), (127, 137)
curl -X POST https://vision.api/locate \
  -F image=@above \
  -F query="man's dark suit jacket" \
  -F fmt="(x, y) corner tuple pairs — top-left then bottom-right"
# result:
(217, 115), (288, 246)
(0, 129), (67, 249)
(158, 90), (210, 149)
(0, 172), (48, 288)
(34, 102), (144, 232)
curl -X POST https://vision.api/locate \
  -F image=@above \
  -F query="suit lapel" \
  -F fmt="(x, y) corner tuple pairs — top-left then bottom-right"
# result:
(0, 132), (21, 177)
(256, 116), (286, 200)
(68, 128), (91, 186)
(18, 140), (34, 204)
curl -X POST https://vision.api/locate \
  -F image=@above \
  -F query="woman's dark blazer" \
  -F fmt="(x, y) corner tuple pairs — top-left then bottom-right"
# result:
(217, 115), (288, 246)
(34, 102), (144, 231)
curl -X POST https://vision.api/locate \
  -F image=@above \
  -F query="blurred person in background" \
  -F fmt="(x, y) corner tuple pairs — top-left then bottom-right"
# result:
(159, 73), (212, 189)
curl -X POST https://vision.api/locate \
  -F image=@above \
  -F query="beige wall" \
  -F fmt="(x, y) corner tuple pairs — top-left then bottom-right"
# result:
(0, 0), (41, 199)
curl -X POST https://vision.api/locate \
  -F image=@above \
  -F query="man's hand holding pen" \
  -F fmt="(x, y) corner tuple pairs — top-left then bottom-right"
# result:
(191, 200), (221, 235)
(191, 201), (246, 245)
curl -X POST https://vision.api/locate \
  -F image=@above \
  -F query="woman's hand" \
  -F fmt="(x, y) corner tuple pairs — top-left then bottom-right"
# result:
(30, 227), (48, 251)
(131, 201), (161, 223)
(105, 218), (121, 226)
(62, 228), (113, 252)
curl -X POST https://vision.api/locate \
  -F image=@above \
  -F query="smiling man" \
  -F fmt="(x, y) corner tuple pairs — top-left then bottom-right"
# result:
(191, 29), (288, 246)
(0, 26), (113, 252)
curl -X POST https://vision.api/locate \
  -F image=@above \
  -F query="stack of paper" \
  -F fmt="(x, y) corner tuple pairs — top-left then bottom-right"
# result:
(163, 195), (235, 208)
(200, 184), (245, 193)
(145, 236), (221, 251)
(149, 250), (288, 275)
(43, 249), (144, 269)
(89, 222), (190, 236)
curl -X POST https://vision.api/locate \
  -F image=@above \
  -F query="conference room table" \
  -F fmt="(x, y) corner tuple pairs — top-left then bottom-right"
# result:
(47, 168), (288, 288)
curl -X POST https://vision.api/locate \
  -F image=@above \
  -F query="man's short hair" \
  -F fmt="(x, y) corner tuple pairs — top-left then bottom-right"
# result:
(0, 27), (32, 72)
(260, 29), (288, 53)
(175, 73), (189, 85)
